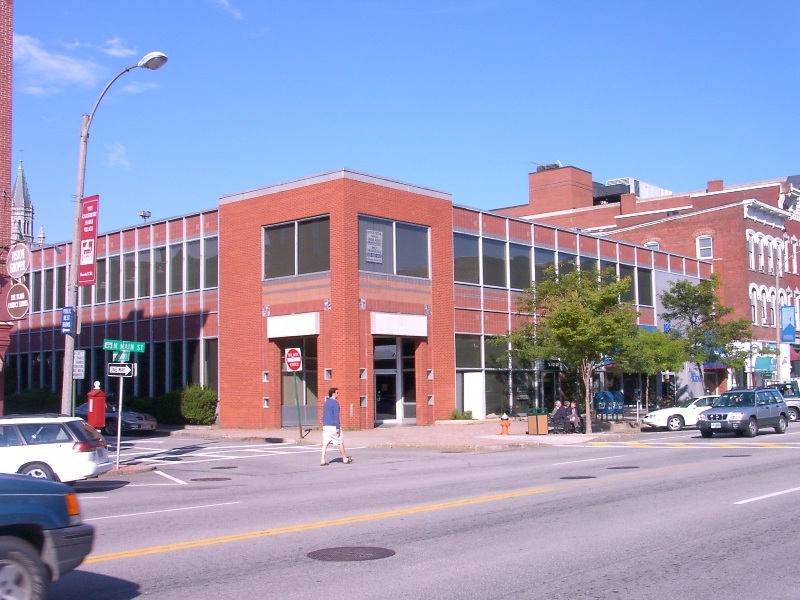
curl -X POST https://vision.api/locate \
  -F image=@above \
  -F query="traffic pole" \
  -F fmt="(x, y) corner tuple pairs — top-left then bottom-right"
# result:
(294, 372), (303, 439)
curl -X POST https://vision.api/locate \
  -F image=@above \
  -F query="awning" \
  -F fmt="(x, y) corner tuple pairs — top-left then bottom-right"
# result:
(791, 348), (800, 361)
(754, 356), (776, 372)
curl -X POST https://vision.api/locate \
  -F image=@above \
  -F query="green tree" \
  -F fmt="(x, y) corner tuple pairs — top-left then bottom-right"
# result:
(660, 273), (752, 382)
(615, 328), (687, 411)
(505, 266), (639, 433)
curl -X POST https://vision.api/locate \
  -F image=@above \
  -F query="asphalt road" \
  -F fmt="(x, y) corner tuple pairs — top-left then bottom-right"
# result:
(50, 428), (800, 599)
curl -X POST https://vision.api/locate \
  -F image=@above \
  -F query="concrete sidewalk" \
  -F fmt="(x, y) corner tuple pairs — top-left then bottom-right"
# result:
(161, 417), (640, 451)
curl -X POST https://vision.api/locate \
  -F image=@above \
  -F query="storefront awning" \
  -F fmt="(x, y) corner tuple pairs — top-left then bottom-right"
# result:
(754, 356), (776, 372)
(791, 348), (800, 361)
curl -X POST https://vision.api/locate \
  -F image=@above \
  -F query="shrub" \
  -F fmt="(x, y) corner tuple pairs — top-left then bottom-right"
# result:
(180, 385), (218, 425)
(154, 391), (183, 425)
(449, 409), (473, 420)
(3, 388), (61, 415)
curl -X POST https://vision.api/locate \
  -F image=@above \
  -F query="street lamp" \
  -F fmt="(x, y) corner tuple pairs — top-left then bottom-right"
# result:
(60, 52), (168, 415)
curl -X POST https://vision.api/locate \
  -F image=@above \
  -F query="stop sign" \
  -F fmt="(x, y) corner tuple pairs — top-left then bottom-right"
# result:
(285, 347), (302, 372)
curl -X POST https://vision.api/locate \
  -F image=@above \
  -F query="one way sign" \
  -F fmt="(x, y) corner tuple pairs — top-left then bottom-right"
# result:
(107, 362), (135, 378)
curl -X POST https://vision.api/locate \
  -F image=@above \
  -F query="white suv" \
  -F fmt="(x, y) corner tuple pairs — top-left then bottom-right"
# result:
(0, 415), (113, 484)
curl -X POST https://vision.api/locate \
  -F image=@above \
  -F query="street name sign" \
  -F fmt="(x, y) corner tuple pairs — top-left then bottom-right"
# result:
(107, 362), (134, 377)
(103, 339), (146, 353)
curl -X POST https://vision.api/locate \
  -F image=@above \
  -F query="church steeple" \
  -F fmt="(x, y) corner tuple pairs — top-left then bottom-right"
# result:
(11, 161), (34, 245)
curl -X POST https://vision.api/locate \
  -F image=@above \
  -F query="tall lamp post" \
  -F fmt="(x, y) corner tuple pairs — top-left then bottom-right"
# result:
(60, 52), (168, 415)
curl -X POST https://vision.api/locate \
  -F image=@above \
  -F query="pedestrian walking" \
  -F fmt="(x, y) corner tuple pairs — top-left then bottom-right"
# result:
(320, 387), (354, 466)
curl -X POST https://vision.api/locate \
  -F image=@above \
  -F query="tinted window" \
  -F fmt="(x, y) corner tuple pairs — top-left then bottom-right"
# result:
(17, 423), (72, 444)
(66, 420), (103, 442)
(0, 425), (22, 447)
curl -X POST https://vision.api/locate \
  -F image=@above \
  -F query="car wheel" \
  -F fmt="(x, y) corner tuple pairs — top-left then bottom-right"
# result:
(788, 407), (800, 422)
(700, 430), (713, 438)
(744, 418), (758, 438)
(775, 415), (787, 434)
(18, 463), (56, 481)
(666, 415), (684, 431)
(0, 536), (48, 600)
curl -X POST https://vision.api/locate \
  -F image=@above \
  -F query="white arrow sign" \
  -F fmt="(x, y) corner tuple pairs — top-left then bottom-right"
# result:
(107, 362), (134, 377)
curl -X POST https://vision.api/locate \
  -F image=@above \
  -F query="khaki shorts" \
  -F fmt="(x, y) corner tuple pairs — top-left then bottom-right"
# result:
(322, 425), (343, 446)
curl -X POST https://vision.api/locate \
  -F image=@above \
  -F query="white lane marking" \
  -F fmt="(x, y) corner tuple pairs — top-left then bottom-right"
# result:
(84, 501), (241, 521)
(554, 454), (625, 466)
(734, 486), (800, 505)
(154, 470), (188, 485)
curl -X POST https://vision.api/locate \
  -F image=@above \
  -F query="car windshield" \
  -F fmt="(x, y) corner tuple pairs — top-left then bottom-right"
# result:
(776, 384), (798, 398)
(714, 392), (754, 407)
(677, 398), (697, 408)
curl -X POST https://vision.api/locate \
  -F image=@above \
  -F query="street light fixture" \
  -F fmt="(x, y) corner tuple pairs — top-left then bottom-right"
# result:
(60, 52), (168, 415)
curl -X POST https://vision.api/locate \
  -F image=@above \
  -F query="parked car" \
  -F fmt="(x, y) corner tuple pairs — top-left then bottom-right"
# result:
(0, 473), (95, 600)
(696, 388), (789, 438)
(642, 395), (719, 431)
(765, 381), (800, 422)
(0, 415), (113, 483)
(74, 401), (157, 435)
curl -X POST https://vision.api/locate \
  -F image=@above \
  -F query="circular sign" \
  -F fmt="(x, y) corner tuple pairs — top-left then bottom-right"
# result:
(5, 243), (31, 280)
(6, 282), (31, 320)
(285, 347), (303, 372)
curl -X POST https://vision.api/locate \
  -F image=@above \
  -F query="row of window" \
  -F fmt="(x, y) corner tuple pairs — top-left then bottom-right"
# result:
(747, 234), (799, 275)
(27, 237), (219, 313)
(453, 234), (654, 305)
(263, 216), (430, 280)
(749, 287), (799, 328)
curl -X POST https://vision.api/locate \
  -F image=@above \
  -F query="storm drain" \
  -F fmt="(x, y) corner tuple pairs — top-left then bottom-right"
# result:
(560, 476), (596, 480)
(212, 466), (238, 469)
(607, 466), (640, 470)
(190, 477), (232, 482)
(308, 547), (395, 562)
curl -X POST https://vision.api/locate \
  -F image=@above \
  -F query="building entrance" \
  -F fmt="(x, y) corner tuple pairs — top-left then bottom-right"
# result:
(373, 337), (417, 425)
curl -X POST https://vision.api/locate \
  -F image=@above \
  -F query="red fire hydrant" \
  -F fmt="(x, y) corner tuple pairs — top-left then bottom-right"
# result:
(500, 413), (510, 435)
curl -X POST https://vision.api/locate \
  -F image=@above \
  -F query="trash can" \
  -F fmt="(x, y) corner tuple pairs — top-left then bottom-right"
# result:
(527, 407), (549, 435)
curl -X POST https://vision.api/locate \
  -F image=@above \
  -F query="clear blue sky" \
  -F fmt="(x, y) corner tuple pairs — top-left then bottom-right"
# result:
(13, 0), (800, 244)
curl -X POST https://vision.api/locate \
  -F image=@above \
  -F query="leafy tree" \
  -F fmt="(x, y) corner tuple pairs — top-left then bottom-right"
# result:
(504, 266), (639, 433)
(660, 273), (752, 382)
(615, 328), (687, 411)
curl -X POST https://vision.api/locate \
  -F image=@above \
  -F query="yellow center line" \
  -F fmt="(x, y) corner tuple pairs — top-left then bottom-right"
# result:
(86, 485), (558, 564)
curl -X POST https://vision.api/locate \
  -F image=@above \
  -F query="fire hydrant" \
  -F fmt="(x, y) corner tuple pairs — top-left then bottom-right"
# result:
(500, 413), (510, 435)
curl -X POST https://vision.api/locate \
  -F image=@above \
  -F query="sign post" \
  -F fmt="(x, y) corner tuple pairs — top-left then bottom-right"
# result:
(285, 348), (303, 438)
(103, 339), (144, 468)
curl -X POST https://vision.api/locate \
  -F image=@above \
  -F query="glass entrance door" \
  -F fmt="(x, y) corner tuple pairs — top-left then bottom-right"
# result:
(375, 371), (397, 422)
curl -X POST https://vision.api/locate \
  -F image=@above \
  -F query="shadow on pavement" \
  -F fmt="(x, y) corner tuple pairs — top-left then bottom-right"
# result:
(50, 571), (139, 600)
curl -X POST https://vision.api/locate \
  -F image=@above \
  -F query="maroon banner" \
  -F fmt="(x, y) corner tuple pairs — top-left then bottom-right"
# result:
(78, 195), (99, 287)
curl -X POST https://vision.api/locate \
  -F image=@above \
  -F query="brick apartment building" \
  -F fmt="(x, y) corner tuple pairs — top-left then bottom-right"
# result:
(497, 165), (800, 388)
(7, 168), (711, 429)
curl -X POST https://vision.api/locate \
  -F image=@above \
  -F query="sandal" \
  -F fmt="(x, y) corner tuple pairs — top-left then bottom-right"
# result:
(343, 457), (354, 464)
(320, 462), (329, 466)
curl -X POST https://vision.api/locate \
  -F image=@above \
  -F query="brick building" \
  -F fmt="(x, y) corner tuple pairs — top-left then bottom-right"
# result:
(497, 165), (800, 388)
(7, 168), (710, 428)
(0, 0), (14, 414)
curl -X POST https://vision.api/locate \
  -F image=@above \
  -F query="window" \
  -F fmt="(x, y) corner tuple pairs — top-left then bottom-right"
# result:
(30, 271), (40, 312)
(264, 216), (330, 279)
(558, 252), (576, 276)
(204, 236), (218, 288)
(153, 247), (167, 295)
(696, 235), (713, 260)
(453, 233), (479, 284)
(759, 241), (765, 272)
(534, 248), (555, 282)
(55, 266), (65, 309)
(637, 268), (653, 306)
(580, 256), (598, 276)
(186, 240), (201, 291)
(761, 291), (768, 324)
(43, 268), (53, 311)
(750, 290), (758, 324)
(138, 249), (151, 298)
(482, 238), (506, 287)
(169, 243), (183, 293)
(509, 244), (531, 290)
(747, 237), (755, 270)
(95, 258), (106, 304)
(107, 255), (120, 302)
(123, 252), (136, 300)
(619, 264), (636, 303)
(455, 335), (482, 368)
(358, 217), (428, 278)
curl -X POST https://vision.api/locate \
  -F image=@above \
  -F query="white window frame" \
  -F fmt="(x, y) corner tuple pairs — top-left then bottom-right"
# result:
(696, 235), (713, 260)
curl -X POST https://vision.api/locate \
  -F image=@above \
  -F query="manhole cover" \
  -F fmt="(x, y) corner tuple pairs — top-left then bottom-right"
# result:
(560, 475), (596, 480)
(307, 547), (395, 562)
(608, 466), (639, 470)
(212, 466), (238, 469)
(190, 477), (231, 482)
(723, 455), (751, 458)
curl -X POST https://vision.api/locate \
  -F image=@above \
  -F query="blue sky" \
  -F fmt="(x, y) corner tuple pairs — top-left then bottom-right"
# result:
(13, 0), (800, 243)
